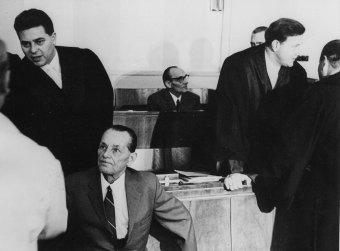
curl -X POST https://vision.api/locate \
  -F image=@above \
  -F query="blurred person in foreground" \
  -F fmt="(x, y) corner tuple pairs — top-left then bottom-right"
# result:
(0, 39), (67, 251)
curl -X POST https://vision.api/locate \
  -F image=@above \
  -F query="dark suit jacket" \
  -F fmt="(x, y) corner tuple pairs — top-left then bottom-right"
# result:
(3, 46), (113, 175)
(65, 167), (197, 251)
(215, 44), (307, 163)
(147, 89), (200, 112)
(253, 72), (340, 250)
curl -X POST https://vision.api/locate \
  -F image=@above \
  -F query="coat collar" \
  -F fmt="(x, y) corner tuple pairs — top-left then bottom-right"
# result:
(162, 89), (177, 110)
(319, 71), (340, 85)
(87, 168), (112, 234)
(251, 45), (292, 91)
(251, 45), (272, 91)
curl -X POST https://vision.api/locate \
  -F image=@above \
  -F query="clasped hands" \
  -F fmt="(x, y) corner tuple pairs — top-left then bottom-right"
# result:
(224, 173), (252, 191)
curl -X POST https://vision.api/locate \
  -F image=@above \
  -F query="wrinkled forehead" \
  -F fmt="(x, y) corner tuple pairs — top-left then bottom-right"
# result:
(169, 67), (186, 78)
(100, 129), (131, 149)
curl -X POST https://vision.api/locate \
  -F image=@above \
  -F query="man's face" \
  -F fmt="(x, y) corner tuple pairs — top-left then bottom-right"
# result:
(250, 31), (265, 47)
(18, 26), (56, 67)
(166, 67), (189, 96)
(97, 129), (135, 179)
(275, 35), (303, 67)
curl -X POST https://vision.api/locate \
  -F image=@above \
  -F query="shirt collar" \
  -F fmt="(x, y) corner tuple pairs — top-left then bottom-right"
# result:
(100, 172), (126, 199)
(265, 49), (281, 74)
(41, 49), (61, 73)
(169, 91), (182, 104)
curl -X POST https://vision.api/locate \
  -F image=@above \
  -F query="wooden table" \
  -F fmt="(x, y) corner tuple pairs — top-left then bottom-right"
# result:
(147, 184), (275, 251)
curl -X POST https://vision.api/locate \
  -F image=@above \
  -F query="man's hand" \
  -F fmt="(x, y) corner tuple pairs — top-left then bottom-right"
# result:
(224, 173), (251, 190)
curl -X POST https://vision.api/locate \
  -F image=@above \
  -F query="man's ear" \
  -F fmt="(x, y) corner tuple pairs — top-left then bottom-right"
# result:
(51, 32), (57, 45)
(128, 152), (137, 165)
(271, 40), (281, 52)
(164, 80), (172, 89)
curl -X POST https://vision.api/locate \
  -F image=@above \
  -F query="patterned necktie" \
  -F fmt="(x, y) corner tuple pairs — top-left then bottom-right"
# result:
(104, 186), (117, 237)
(176, 99), (180, 112)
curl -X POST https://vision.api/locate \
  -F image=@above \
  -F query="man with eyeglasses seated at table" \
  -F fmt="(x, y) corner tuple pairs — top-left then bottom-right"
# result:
(147, 66), (201, 112)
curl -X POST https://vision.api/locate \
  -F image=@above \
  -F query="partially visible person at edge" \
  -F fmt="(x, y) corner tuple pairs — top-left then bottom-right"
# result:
(225, 39), (340, 251)
(0, 38), (67, 251)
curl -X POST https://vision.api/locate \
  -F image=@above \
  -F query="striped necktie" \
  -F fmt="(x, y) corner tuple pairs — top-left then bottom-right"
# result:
(176, 99), (180, 112)
(104, 186), (117, 237)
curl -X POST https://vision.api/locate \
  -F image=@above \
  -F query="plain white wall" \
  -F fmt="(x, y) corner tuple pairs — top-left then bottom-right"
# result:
(1, 0), (340, 88)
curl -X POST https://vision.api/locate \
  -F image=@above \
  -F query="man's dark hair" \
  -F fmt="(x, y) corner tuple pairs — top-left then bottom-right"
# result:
(0, 40), (9, 95)
(265, 18), (305, 46)
(14, 8), (54, 35)
(104, 125), (137, 153)
(252, 26), (267, 35)
(320, 39), (340, 67)
(162, 66), (178, 86)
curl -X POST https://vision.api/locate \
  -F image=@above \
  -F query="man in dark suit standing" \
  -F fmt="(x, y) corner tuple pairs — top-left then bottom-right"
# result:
(3, 9), (113, 175)
(147, 66), (200, 112)
(225, 39), (340, 251)
(215, 18), (308, 174)
(65, 125), (197, 251)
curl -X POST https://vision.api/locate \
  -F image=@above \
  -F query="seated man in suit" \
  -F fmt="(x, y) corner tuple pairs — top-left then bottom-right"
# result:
(65, 125), (197, 251)
(147, 66), (201, 112)
(2, 8), (113, 175)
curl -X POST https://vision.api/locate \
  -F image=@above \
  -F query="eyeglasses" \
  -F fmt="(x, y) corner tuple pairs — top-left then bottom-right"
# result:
(250, 42), (263, 47)
(98, 143), (124, 156)
(170, 74), (190, 83)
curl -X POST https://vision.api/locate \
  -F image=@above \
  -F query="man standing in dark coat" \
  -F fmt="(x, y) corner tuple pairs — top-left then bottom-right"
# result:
(3, 9), (113, 175)
(215, 18), (307, 174)
(225, 39), (340, 251)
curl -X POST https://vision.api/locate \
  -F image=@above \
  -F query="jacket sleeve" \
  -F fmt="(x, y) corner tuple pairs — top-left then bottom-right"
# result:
(83, 49), (113, 128)
(215, 57), (250, 162)
(254, 87), (325, 211)
(147, 94), (159, 111)
(152, 177), (197, 251)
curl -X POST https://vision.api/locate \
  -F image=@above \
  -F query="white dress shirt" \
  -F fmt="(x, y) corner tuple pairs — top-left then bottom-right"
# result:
(101, 172), (129, 239)
(265, 49), (281, 89)
(169, 92), (182, 105)
(41, 51), (62, 89)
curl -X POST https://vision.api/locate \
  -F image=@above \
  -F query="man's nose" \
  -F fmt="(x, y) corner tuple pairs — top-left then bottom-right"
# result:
(30, 43), (38, 53)
(102, 148), (111, 157)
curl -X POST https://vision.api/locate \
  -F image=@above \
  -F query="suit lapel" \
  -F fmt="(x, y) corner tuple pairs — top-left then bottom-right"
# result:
(162, 89), (176, 111)
(57, 47), (86, 110)
(252, 45), (273, 93)
(180, 92), (191, 111)
(87, 169), (113, 234)
(22, 58), (64, 110)
(125, 168), (142, 237)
